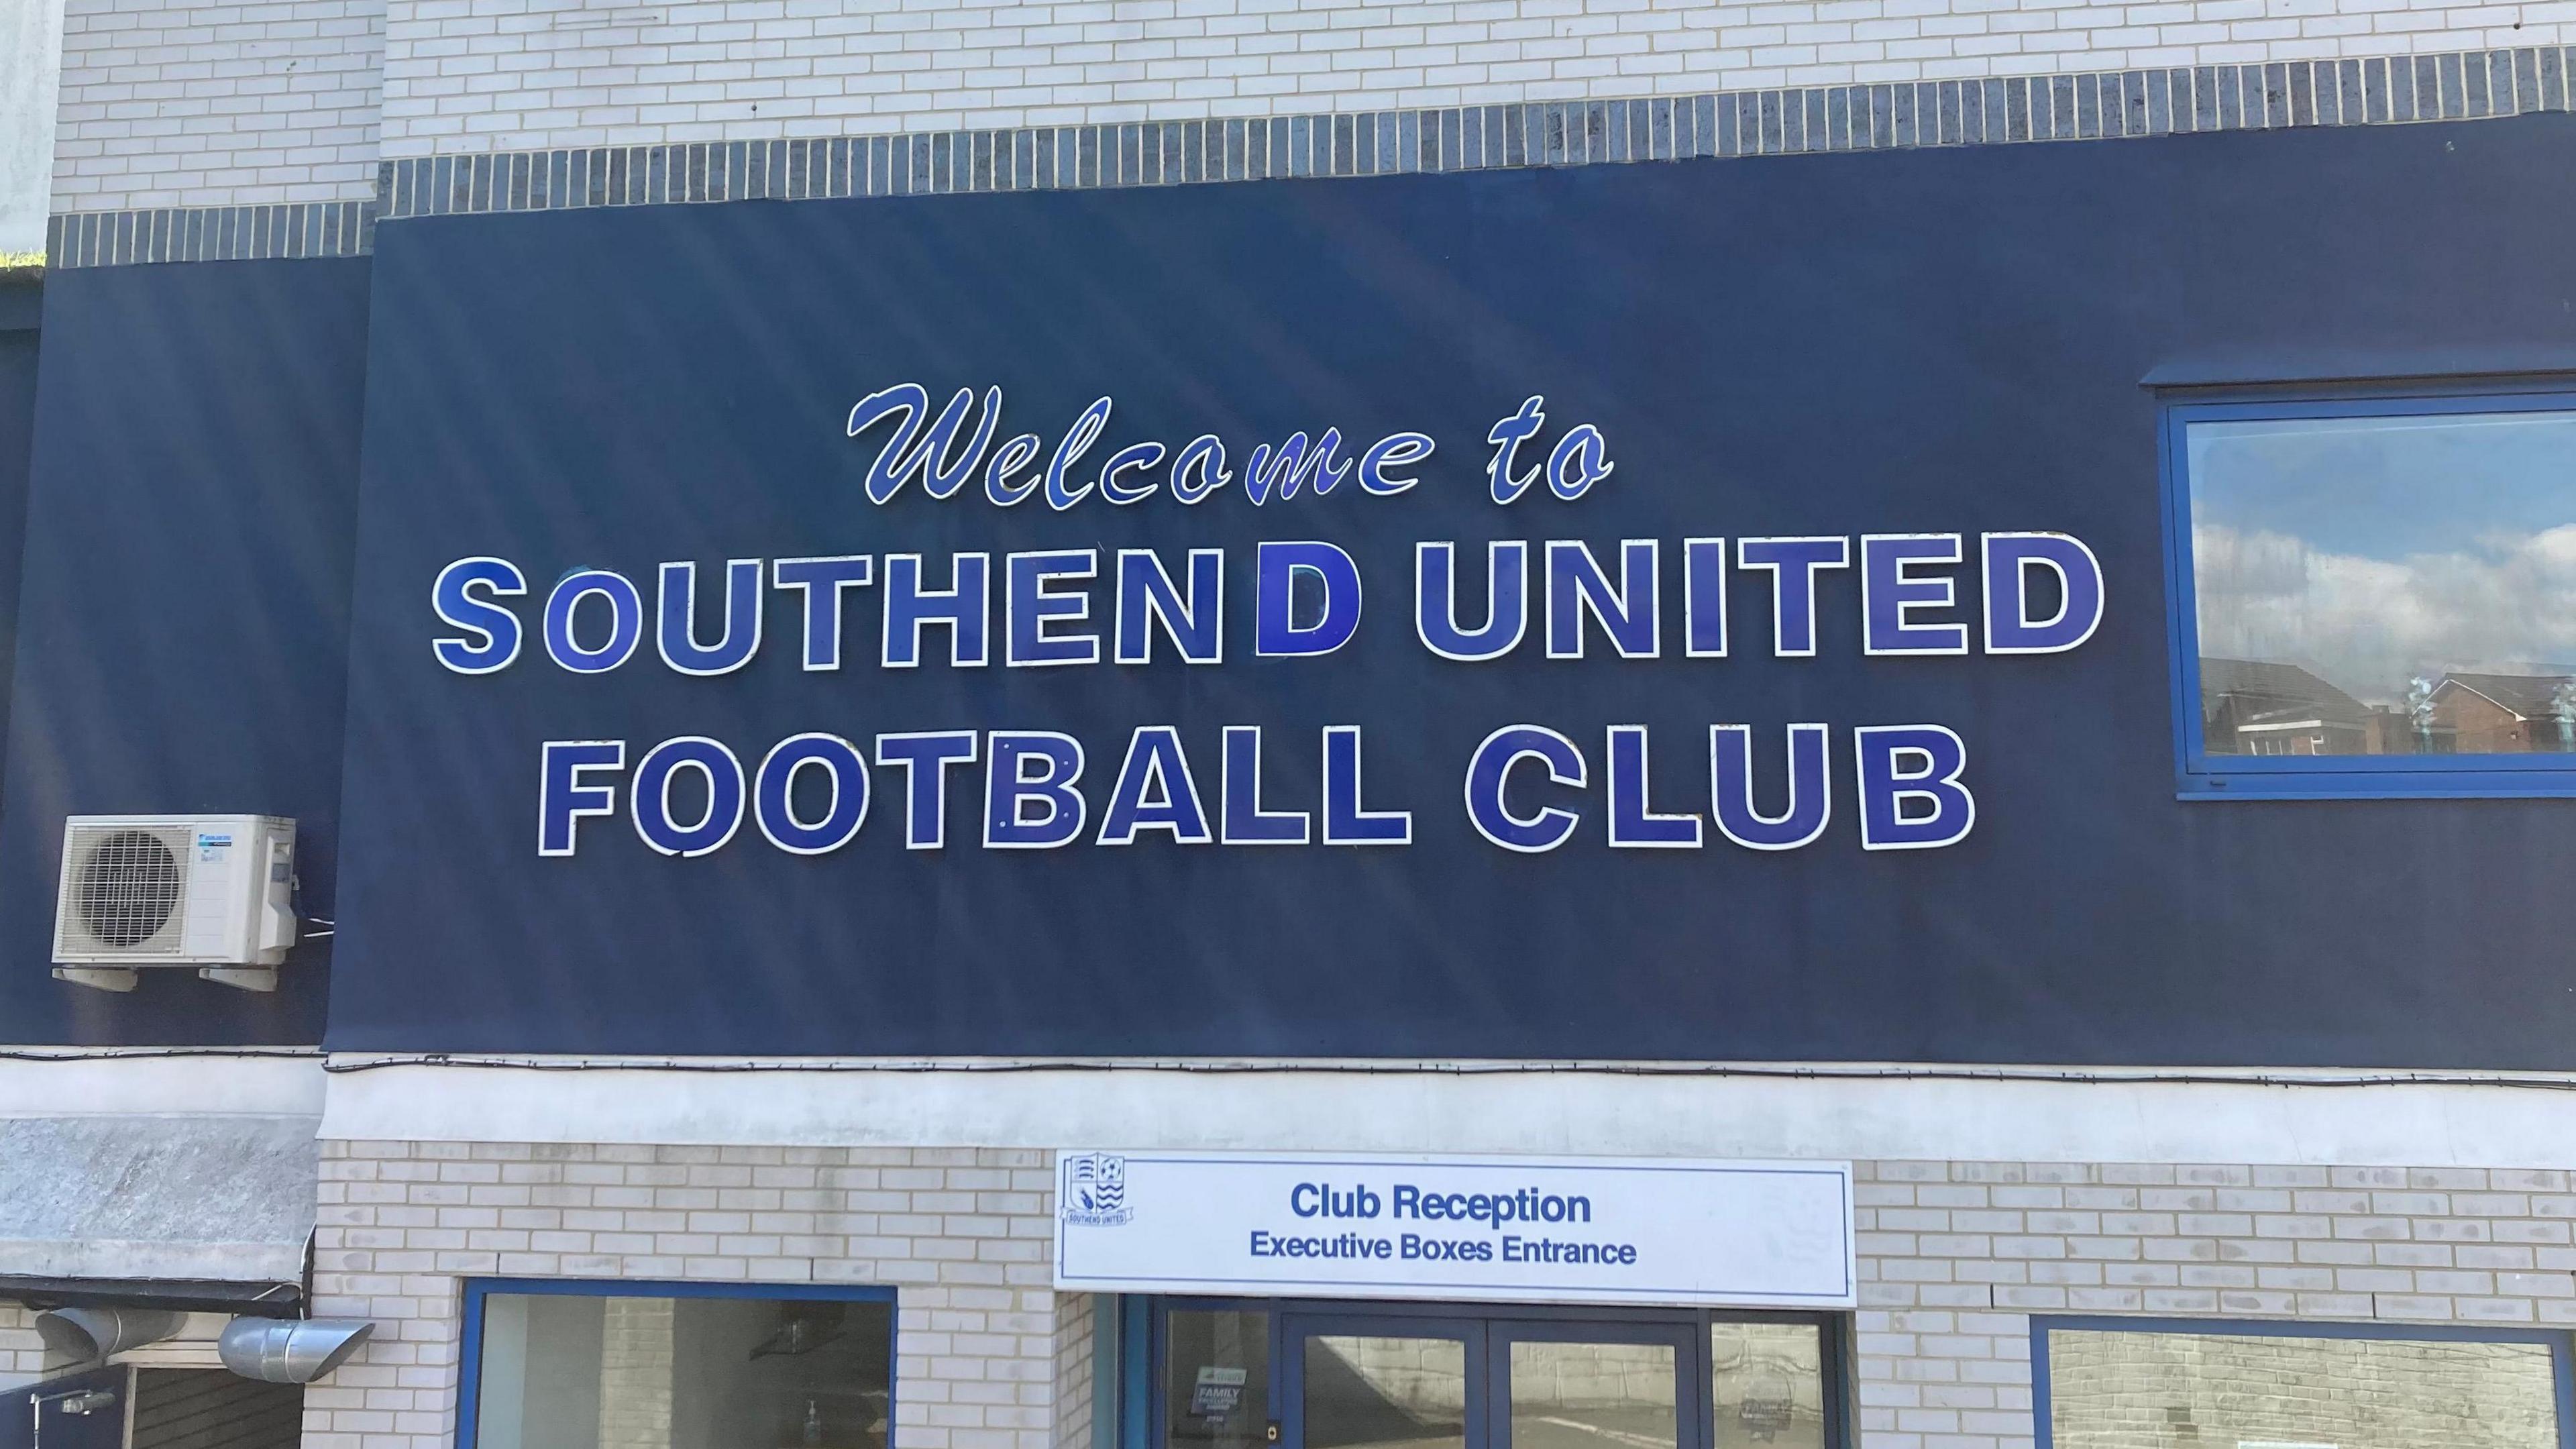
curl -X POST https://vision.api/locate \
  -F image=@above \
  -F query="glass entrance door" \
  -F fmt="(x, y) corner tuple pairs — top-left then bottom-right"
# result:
(1281, 1314), (1485, 1449)
(1148, 1301), (1833, 1449)
(1492, 1321), (1698, 1449)
(1275, 1314), (1705, 1449)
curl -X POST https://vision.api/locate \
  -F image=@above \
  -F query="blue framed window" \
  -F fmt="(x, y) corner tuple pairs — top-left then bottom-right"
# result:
(2034, 1316), (2576, 1449)
(2163, 383), (2576, 798)
(457, 1277), (897, 1449)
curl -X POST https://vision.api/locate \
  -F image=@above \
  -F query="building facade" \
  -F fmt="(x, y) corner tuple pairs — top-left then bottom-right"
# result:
(11, 1), (2576, 1448)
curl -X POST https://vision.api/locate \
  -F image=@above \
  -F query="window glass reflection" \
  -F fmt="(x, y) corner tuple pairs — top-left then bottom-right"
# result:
(1167, 1310), (1272, 1449)
(1305, 1335), (1468, 1449)
(2048, 1329), (2559, 1449)
(2189, 408), (2576, 756)
(1508, 1340), (1677, 1449)
(1712, 1322), (1827, 1449)
(474, 1291), (890, 1449)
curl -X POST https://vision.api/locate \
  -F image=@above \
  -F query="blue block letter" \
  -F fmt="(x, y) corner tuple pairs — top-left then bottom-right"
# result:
(1415, 541), (1526, 661)
(1683, 538), (1725, 657)
(1463, 725), (1585, 853)
(985, 731), (1087, 848)
(874, 731), (978, 849)
(538, 740), (625, 856)
(1855, 724), (1974, 851)
(755, 733), (870, 855)
(773, 555), (874, 671)
(1606, 725), (1700, 848)
(1710, 723), (1831, 851)
(1546, 539), (1660, 659)
(543, 569), (644, 673)
(1737, 537), (1849, 657)
(1982, 532), (2104, 654)
(1256, 541), (1362, 657)
(1862, 534), (1969, 656)
(631, 736), (747, 857)
(1323, 726), (1411, 845)
(882, 553), (990, 667)
(1097, 727), (1212, 845)
(658, 559), (765, 675)
(1007, 549), (1100, 667)
(1116, 549), (1223, 664)
(1222, 725), (1309, 845)
(433, 556), (526, 674)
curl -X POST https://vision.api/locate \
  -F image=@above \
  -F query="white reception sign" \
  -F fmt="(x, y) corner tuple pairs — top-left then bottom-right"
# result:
(1051, 1150), (1854, 1307)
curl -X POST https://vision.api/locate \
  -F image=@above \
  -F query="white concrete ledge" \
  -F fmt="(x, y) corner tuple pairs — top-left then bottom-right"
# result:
(316, 1057), (2576, 1167)
(0, 1112), (319, 1285)
(0, 1049), (323, 1120)
(0, 1239), (307, 1283)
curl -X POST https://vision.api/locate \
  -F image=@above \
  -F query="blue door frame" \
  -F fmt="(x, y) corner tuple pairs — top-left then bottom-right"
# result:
(1129, 1296), (1844, 1449)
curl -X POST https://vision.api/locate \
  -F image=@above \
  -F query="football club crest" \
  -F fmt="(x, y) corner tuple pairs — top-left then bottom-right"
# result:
(1061, 1152), (1134, 1226)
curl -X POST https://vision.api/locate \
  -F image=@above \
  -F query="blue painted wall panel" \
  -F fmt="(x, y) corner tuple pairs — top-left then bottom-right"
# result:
(318, 117), (2576, 1064)
(0, 278), (39, 804)
(0, 259), (367, 1044)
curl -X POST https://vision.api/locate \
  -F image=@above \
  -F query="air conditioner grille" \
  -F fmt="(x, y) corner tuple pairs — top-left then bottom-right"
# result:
(72, 828), (184, 950)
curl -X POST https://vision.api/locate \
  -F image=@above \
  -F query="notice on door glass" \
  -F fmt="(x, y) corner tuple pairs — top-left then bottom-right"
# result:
(1053, 1151), (1854, 1307)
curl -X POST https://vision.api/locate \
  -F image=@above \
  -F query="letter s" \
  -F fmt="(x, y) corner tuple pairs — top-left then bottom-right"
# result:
(433, 557), (527, 674)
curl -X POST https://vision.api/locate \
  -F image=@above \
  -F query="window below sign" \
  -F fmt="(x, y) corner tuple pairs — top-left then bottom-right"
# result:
(2166, 386), (2576, 796)
(1713, 1322), (1825, 1449)
(2038, 1319), (2570, 1449)
(460, 1280), (896, 1449)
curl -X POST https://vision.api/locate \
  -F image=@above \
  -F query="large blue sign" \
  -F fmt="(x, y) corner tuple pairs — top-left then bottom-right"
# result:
(425, 385), (2104, 862)
(326, 115), (2576, 1063)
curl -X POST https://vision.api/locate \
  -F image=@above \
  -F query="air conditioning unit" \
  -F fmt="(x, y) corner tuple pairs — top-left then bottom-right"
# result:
(52, 815), (298, 993)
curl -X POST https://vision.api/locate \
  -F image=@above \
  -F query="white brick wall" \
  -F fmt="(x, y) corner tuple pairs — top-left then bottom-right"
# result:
(0, 1302), (52, 1391)
(50, 0), (383, 211)
(295, 1144), (2576, 1449)
(1854, 1160), (2576, 1449)
(1053, 1292), (1096, 1448)
(47, 0), (2574, 211)
(304, 1141), (1075, 1449)
(372, 0), (2575, 156)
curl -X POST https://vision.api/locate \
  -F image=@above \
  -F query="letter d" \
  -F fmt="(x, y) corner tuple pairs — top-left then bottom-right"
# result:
(1257, 541), (1362, 656)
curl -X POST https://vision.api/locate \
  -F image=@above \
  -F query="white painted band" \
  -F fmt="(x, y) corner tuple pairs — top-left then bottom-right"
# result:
(0, 1049), (323, 1119)
(6, 1049), (2567, 1172)
(309, 1056), (2576, 1169)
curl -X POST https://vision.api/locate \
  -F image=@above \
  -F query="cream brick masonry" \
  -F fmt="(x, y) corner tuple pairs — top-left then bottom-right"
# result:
(0, 1302), (52, 1391)
(370, 0), (2576, 156)
(299, 1144), (2576, 1449)
(50, 0), (382, 212)
(48, 0), (2576, 214)
(303, 1142), (1077, 1449)
(1854, 1160), (2576, 1449)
